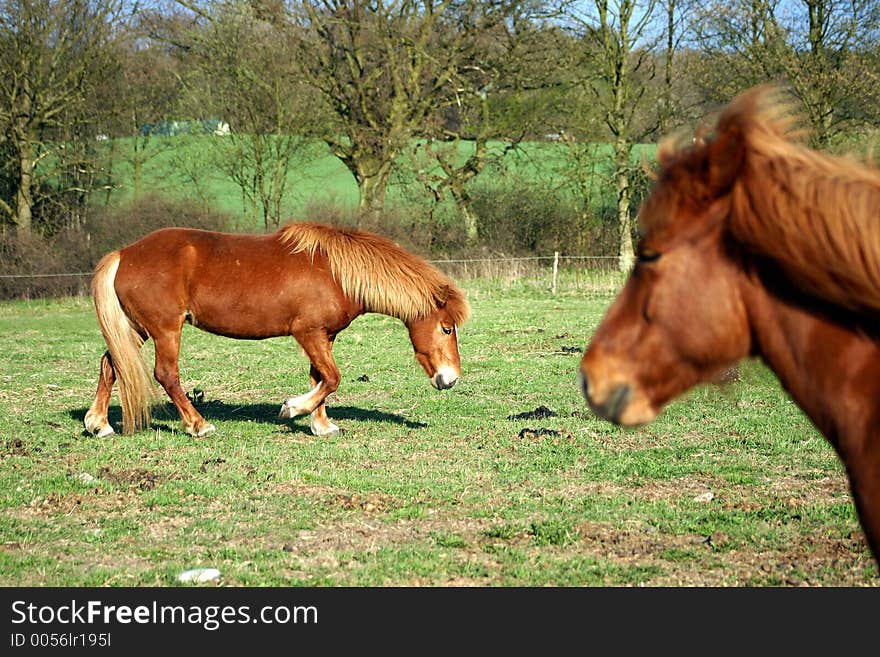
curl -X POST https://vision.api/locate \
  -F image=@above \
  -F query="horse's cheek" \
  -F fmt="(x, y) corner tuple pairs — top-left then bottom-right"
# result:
(687, 275), (747, 362)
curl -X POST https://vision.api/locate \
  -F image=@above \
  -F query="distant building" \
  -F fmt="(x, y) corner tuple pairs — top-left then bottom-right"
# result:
(140, 120), (231, 137)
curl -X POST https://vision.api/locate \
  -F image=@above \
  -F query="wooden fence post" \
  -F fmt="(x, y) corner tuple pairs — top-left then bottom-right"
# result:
(552, 251), (559, 295)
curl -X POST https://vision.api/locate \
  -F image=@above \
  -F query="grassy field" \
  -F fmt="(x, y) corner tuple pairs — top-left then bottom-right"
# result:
(101, 136), (652, 230)
(0, 273), (876, 586)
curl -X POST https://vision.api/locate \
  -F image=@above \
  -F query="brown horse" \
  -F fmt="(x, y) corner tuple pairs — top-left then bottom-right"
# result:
(84, 221), (469, 438)
(579, 85), (880, 566)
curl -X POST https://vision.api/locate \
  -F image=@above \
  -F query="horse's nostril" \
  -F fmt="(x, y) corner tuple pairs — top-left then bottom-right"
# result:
(606, 384), (631, 421)
(433, 367), (459, 390)
(580, 374), (630, 425)
(435, 374), (457, 390)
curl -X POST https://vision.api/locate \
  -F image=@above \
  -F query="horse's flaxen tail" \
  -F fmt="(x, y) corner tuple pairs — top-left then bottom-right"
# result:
(91, 251), (154, 434)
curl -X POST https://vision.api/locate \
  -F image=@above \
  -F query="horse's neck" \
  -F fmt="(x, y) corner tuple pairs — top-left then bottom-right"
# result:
(744, 272), (880, 451)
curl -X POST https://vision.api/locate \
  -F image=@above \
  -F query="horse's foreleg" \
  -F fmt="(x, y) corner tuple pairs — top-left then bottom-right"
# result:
(153, 332), (215, 437)
(306, 364), (340, 436)
(84, 352), (116, 437)
(278, 332), (341, 436)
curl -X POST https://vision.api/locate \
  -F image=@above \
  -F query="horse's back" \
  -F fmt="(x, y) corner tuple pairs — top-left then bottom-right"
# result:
(115, 227), (279, 304)
(111, 227), (356, 339)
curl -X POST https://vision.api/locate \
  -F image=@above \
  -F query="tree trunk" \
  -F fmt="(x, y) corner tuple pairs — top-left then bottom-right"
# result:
(14, 140), (35, 236)
(449, 184), (478, 247)
(661, 0), (675, 136)
(461, 202), (478, 248)
(355, 162), (392, 223)
(614, 138), (634, 272)
(133, 145), (143, 202)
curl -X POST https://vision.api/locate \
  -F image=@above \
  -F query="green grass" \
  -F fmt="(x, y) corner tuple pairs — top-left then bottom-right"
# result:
(0, 273), (876, 586)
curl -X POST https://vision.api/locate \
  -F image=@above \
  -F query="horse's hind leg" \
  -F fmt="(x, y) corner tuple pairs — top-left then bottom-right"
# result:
(278, 332), (341, 436)
(84, 352), (116, 437)
(152, 330), (216, 437)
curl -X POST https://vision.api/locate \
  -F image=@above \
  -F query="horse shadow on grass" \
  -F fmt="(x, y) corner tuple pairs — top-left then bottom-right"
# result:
(69, 401), (427, 437)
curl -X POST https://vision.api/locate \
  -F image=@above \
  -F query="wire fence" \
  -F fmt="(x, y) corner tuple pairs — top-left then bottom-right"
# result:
(427, 253), (625, 295)
(0, 253), (627, 299)
(0, 272), (93, 278)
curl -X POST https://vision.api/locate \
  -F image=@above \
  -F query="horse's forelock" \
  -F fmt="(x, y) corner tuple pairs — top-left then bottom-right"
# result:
(443, 286), (471, 326)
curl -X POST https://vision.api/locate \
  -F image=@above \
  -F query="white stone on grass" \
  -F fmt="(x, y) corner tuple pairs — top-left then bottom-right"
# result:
(177, 568), (222, 584)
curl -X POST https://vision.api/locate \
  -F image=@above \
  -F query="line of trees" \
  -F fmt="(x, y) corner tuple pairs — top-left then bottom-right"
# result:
(2, 0), (879, 270)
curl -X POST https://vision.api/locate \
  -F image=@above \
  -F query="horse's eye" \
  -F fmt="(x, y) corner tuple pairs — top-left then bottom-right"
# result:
(441, 326), (453, 335)
(637, 250), (661, 264)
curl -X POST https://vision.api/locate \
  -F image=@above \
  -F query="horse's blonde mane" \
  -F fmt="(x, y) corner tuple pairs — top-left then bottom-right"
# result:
(278, 222), (470, 324)
(658, 85), (880, 313)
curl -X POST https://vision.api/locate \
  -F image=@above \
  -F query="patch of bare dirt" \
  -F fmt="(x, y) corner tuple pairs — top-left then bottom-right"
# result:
(143, 515), (193, 542)
(288, 515), (492, 560)
(24, 492), (83, 517)
(572, 520), (875, 586)
(331, 492), (396, 513)
(556, 470), (852, 508)
(268, 482), (338, 498)
(11, 487), (147, 519)
(96, 467), (160, 491)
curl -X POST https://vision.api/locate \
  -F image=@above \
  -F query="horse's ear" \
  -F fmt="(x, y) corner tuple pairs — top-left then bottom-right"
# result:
(707, 125), (745, 196)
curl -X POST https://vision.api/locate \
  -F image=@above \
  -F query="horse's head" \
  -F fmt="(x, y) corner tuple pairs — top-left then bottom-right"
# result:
(406, 287), (469, 390)
(580, 121), (754, 425)
(406, 305), (463, 390)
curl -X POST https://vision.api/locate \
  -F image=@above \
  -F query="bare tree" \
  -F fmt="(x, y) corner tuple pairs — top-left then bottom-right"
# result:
(411, 2), (559, 246)
(293, 0), (512, 223)
(788, 0), (879, 146)
(0, 0), (124, 235)
(563, 0), (661, 271)
(98, 37), (185, 204)
(690, 0), (880, 146)
(184, 1), (320, 229)
(656, 0), (701, 135)
(412, 126), (522, 248)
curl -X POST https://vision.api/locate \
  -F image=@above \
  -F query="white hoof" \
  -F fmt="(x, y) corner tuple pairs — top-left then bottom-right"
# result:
(84, 412), (115, 437)
(310, 416), (340, 437)
(96, 424), (115, 438)
(187, 423), (216, 437)
(279, 399), (305, 419)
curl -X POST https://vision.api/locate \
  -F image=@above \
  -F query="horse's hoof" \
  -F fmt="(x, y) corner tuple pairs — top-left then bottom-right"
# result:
(84, 417), (115, 437)
(84, 410), (113, 437)
(188, 423), (216, 437)
(198, 423), (216, 437)
(278, 401), (303, 419)
(310, 418), (341, 437)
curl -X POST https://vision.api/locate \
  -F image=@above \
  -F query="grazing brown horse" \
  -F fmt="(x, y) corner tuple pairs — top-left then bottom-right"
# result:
(85, 222), (469, 438)
(579, 85), (880, 566)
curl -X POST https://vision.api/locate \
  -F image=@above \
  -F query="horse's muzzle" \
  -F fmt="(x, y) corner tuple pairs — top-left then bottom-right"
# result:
(579, 371), (630, 425)
(432, 367), (459, 390)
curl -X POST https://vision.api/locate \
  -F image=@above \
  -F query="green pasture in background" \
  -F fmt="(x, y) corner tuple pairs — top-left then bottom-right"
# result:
(99, 136), (656, 229)
(0, 274), (875, 586)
